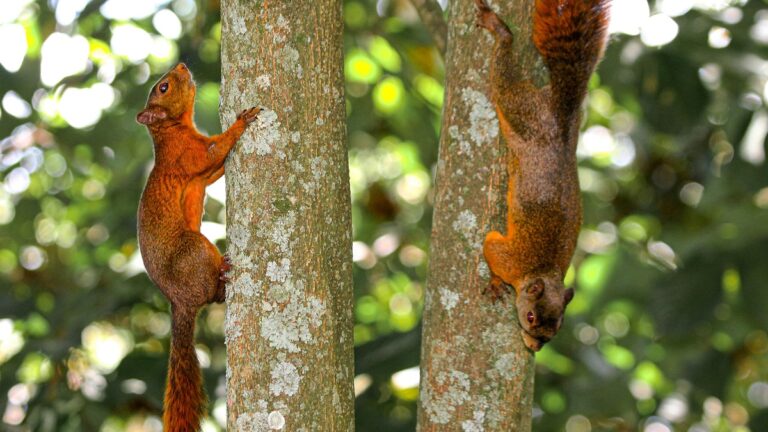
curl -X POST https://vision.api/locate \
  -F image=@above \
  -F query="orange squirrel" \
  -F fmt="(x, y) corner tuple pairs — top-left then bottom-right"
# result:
(475, 0), (609, 351)
(136, 63), (260, 431)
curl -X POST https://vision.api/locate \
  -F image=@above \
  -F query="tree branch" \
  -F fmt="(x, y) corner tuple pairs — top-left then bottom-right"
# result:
(409, 0), (448, 56)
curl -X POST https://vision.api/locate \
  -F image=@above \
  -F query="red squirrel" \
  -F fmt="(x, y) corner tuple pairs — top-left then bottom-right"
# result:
(475, 0), (609, 351)
(136, 63), (260, 431)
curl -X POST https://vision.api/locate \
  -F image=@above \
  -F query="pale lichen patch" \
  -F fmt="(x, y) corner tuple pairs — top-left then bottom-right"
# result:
(242, 109), (280, 156)
(461, 410), (486, 432)
(460, 140), (472, 154)
(452, 209), (477, 241)
(266, 278), (293, 304)
(461, 88), (498, 145)
(494, 352), (521, 380)
(225, 302), (244, 345)
(228, 211), (252, 259)
(233, 273), (262, 298)
(267, 411), (285, 430)
(235, 412), (270, 432)
(232, 16), (247, 35)
(276, 14), (289, 29)
(260, 295), (326, 353)
(477, 260), (490, 279)
(310, 157), (327, 181)
(263, 211), (296, 255)
(266, 258), (291, 283)
(482, 322), (516, 348)
(256, 74), (271, 90)
(280, 46), (303, 78)
(448, 124), (472, 154)
(438, 287), (459, 312)
(270, 15), (289, 43)
(270, 361), (300, 396)
(422, 369), (472, 424)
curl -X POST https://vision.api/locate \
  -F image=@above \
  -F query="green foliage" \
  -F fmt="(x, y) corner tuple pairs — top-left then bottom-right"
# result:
(0, 0), (767, 431)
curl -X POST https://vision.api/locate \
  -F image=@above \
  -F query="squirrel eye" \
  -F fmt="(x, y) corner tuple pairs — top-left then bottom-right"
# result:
(159, 82), (169, 93)
(526, 311), (534, 324)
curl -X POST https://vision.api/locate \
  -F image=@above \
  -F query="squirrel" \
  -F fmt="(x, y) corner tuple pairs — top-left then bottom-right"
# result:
(474, 0), (610, 351)
(136, 62), (260, 431)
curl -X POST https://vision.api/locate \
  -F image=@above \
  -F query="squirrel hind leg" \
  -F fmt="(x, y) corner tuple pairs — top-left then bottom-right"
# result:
(171, 232), (225, 307)
(475, 0), (513, 40)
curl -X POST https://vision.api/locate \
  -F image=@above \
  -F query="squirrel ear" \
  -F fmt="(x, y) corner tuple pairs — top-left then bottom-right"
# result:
(136, 107), (167, 125)
(526, 279), (544, 299)
(564, 288), (574, 305)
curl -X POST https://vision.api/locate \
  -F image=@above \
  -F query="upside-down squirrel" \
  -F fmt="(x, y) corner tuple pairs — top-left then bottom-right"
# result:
(475, 0), (610, 351)
(137, 63), (260, 431)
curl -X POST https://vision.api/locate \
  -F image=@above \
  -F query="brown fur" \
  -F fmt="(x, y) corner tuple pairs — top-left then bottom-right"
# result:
(137, 63), (259, 431)
(475, 0), (609, 351)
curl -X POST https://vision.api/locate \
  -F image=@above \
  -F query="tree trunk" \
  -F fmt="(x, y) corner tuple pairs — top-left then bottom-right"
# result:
(219, 1), (354, 430)
(418, 0), (543, 430)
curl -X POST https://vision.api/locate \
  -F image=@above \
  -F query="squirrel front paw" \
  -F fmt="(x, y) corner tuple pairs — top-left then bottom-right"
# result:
(483, 275), (511, 303)
(237, 107), (262, 124)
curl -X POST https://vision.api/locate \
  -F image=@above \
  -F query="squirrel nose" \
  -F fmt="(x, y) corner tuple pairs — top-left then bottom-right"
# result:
(176, 62), (188, 71)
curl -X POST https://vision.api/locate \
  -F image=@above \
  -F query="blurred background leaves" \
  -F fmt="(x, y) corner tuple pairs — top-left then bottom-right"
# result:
(0, 0), (767, 431)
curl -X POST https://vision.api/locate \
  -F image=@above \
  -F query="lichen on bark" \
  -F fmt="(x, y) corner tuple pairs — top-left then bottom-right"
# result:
(220, 0), (354, 430)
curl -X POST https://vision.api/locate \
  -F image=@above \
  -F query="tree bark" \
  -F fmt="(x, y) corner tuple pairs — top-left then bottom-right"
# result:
(418, 0), (544, 430)
(219, 1), (354, 430)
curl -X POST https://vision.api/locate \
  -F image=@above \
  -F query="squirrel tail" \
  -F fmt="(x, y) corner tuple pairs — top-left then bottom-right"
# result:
(163, 305), (205, 432)
(533, 0), (610, 133)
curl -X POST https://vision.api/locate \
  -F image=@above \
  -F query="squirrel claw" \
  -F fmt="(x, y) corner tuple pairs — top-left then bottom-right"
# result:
(219, 255), (232, 282)
(221, 255), (231, 271)
(237, 106), (261, 124)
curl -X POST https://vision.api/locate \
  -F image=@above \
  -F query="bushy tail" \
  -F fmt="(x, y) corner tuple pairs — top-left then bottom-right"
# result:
(533, 0), (610, 133)
(163, 306), (205, 432)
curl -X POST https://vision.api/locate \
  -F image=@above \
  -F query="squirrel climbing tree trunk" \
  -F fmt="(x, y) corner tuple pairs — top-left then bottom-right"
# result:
(219, 0), (354, 429)
(417, 0), (544, 430)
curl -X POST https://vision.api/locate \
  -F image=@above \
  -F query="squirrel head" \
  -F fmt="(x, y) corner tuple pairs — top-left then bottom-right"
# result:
(137, 63), (196, 126)
(514, 271), (573, 352)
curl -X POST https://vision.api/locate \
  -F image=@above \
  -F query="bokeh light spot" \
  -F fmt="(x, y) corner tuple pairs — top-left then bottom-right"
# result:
(373, 76), (404, 114)
(153, 9), (182, 40)
(641, 15), (679, 47)
(111, 24), (152, 63)
(40, 33), (89, 87)
(0, 24), (27, 72)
